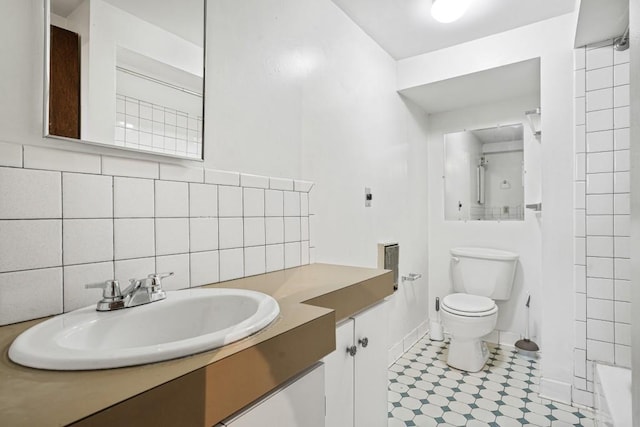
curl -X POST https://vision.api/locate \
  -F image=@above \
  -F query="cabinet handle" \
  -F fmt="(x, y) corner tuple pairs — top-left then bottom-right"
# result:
(358, 337), (369, 348)
(346, 345), (357, 356)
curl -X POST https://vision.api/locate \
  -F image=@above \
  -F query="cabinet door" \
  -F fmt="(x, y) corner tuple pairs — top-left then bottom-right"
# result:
(220, 363), (325, 427)
(353, 301), (388, 427)
(323, 319), (355, 427)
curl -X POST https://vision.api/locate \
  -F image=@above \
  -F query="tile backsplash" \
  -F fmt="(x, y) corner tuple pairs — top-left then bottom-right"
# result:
(572, 39), (630, 408)
(0, 143), (315, 325)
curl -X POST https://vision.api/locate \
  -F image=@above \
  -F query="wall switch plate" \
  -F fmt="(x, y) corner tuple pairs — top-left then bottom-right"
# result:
(365, 187), (372, 207)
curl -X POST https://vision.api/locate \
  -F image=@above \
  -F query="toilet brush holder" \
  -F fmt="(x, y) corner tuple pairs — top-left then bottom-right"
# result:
(430, 297), (444, 341)
(430, 319), (444, 341)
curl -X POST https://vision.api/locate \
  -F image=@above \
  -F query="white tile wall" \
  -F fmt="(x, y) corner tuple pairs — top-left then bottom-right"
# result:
(219, 248), (244, 281)
(190, 251), (219, 287)
(63, 219), (113, 265)
(114, 177), (155, 218)
(0, 150), (314, 325)
(0, 220), (62, 271)
(155, 181), (189, 217)
(0, 268), (63, 324)
(190, 218), (218, 252)
(0, 168), (61, 219)
(114, 218), (155, 260)
(573, 41), (631, 407)
(243, 188), (265, 217)
(219, 186), (243, 217)
(63, 173), (112, 219)
(155, 218), (190, 255)
(266, 244), (285, 272)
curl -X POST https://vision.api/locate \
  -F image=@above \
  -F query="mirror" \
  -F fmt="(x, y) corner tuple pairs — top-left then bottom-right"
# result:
(444, 124), (524, 221)
(45, 0), (205, 160)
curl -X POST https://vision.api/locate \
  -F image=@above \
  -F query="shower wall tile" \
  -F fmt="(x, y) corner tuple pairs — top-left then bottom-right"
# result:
(574, 41), (631, 405)
(586, 67), (613, 91)
(586, 130), (612, 152)
(613, 85), (630, 107)
(585, 88), (612, 111)
(614, 128), (630, 150)
(586, 46), (613, 70)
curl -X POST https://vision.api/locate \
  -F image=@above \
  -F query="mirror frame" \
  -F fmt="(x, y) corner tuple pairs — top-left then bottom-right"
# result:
(43, 0), (207, 161)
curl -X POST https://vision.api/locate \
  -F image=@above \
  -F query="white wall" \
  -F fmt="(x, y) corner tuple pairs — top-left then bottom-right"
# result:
(399, 14), (575, 402)
(206, 0), (430, 352)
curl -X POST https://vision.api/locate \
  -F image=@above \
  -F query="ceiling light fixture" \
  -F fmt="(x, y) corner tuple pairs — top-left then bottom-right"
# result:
(431, 0), (472, 23)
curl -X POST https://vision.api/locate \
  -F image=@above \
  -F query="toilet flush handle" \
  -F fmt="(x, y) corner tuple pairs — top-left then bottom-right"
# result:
(451, 256), (460, 263)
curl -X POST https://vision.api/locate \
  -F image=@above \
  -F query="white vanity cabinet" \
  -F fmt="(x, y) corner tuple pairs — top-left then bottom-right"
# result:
(324, 300), (389, 427)
(215, 363), (325, 427)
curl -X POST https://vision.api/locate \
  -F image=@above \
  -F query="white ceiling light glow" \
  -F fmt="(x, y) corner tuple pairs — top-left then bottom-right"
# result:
(431, 0), (472, 23)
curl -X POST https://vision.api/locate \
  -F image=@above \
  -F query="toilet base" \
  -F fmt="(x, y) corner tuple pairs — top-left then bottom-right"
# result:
(446, 337), (490, 372)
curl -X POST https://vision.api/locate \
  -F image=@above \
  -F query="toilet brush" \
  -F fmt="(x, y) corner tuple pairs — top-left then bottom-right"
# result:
(429, 297), (444, 341)
(515, 294), (539, 357)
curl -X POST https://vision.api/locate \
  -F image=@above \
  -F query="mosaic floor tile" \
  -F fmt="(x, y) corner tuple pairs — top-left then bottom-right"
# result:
(388, 337), (594, 427)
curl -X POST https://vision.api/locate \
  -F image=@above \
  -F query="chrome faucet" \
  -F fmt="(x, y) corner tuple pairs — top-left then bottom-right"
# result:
(85, 272), (173, 311)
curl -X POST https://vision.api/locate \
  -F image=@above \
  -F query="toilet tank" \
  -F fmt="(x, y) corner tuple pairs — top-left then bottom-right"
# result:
(450, 247), (519, 301)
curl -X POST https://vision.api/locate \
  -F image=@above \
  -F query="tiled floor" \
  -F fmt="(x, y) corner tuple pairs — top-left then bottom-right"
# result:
(388, 337), (594, 427)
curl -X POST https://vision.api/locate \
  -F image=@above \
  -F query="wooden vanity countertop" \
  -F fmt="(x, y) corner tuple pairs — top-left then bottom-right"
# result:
(0, 263), (393, 426)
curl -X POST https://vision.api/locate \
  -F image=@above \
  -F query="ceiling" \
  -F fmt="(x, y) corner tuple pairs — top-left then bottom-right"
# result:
(399, 58), (540, 114)
(330, 0), (576, 59)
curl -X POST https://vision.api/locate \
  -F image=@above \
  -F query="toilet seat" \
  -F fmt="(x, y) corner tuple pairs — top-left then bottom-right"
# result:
(441, 293), (497, 317)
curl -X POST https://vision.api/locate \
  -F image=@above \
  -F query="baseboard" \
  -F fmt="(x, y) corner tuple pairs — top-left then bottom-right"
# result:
(539, 377), (573, 405)
(388, 319), (430, 366)
(388, 341), (404, 367)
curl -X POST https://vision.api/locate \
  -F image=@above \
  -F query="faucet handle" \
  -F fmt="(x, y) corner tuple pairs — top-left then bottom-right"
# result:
(85, 280), (122, 300)
(147, 272), (174, 289)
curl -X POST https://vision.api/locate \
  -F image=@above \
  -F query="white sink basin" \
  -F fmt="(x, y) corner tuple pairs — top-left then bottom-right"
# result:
(9, 288), (280, 370)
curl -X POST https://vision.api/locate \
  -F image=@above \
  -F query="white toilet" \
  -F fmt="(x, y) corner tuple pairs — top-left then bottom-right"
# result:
(440, 247), (519, 372)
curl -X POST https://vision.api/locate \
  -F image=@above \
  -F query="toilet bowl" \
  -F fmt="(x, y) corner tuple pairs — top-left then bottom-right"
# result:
(441, 247), (518, 372)
(440, 293), (498, 372)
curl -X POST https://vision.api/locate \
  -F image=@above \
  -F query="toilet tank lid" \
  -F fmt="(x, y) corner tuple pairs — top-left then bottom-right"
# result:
(442, 293), (496, 313)
(450, 247), (519, 261)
